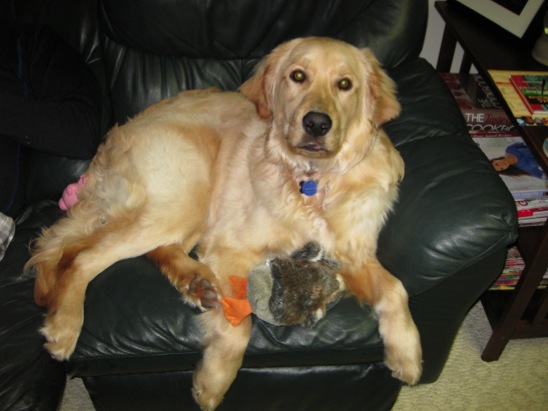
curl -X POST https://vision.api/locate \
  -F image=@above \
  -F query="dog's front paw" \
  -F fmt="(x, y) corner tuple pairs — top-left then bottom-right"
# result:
(184, 273), (220, 311)
(384, 325), (422, 385)
(192, 386), (222, 411)
(40, 310), (83, 361)
(192, 368), (224, 411)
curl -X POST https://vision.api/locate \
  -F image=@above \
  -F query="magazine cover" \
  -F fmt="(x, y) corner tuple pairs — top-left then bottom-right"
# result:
(472, 135), (548, 199)
(439, 72), (516, 134)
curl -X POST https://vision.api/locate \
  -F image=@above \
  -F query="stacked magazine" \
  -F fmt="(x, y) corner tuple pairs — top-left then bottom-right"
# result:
(490, 246), (547, 290)
(441, 73), (548, 290)
(440, 73), (548, 226)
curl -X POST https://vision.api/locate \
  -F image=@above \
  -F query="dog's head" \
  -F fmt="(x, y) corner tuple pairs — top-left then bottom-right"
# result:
(240, 37), (400, 169)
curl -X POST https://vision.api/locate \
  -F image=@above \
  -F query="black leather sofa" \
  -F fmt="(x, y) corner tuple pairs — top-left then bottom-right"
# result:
(0, 0), (518, 410)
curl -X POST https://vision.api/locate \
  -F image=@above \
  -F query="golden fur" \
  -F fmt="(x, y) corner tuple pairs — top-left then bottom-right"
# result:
(28, 37), (421, 410)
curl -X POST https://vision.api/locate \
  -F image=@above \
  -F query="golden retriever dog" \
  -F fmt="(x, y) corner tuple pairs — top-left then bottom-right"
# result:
(28, 37), (421, 410)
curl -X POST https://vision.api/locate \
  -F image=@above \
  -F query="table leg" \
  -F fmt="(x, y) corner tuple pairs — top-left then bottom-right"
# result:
(436, 25), (457, 72)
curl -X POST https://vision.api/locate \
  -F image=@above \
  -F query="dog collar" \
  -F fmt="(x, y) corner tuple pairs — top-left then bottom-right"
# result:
(299, 180), (318, 196)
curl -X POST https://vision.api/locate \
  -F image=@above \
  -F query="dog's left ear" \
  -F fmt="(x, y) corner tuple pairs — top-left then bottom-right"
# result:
(361, 49), (401, 126)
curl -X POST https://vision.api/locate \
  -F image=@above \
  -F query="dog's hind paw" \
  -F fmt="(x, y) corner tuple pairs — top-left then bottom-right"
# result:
(185, 273), (220, 311)
(40, 311), (83, 361)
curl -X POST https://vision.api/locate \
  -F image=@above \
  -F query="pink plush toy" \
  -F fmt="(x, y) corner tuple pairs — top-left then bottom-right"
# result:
(59, 175), (87, 210)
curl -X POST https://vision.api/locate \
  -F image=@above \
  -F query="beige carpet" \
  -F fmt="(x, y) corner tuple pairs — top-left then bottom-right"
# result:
(60, 302), (548, 410)
(394, 302), (548, 411)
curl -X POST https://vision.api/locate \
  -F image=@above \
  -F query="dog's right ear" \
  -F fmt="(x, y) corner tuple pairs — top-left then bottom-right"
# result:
(240, 39), (300, 120)
(239, 58), (275, 120)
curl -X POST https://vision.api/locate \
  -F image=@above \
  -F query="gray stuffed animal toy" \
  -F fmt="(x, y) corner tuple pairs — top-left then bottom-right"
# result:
(222, 242), (345, 327)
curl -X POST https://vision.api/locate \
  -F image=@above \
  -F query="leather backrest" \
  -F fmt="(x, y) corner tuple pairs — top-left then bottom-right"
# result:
(99, 0), (428, 123)
(4, 0), (107, 97)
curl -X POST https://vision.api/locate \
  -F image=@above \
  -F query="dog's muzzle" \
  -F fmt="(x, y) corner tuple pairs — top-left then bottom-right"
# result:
(298, 111), (332, 153)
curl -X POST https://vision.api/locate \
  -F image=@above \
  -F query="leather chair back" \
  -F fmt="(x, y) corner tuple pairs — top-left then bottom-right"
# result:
(99, 0), (428, 124)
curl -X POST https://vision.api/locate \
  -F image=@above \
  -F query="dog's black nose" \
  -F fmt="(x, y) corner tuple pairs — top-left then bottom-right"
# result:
(302, 112), (332, 137)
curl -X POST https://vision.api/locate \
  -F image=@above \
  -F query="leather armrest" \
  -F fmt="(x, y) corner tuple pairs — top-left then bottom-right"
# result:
(379, 59), (518, 296)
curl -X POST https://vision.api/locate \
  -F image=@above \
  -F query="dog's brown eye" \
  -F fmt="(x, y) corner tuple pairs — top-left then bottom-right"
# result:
(338, 78), (352, 91)
(290, 70), (306, 83)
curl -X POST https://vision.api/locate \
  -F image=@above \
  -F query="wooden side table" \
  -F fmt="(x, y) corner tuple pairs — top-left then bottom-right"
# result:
(435, 1), (548, 361)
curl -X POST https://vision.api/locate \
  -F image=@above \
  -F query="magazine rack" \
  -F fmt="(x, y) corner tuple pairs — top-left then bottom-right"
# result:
(435, 1), (548, 361)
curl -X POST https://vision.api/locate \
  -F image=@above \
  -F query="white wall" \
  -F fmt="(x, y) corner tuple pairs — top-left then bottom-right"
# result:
(420, 0), (467, 72)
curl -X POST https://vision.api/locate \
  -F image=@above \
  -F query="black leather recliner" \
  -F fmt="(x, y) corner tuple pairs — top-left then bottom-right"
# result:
(0, 0), (518, 410)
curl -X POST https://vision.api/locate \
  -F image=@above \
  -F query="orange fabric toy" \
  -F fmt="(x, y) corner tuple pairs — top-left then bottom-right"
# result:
(222, 276), (253, 326)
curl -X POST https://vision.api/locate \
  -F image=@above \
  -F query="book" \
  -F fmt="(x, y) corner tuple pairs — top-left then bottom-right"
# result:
(509, 74), (548, 116)
(471, 134), (548, 200)
(439, 73), (516, 134)
(488, 70), (548, 125)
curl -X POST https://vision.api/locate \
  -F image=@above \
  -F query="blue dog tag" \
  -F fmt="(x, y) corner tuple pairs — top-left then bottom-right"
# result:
(300, 180), (317, 196)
